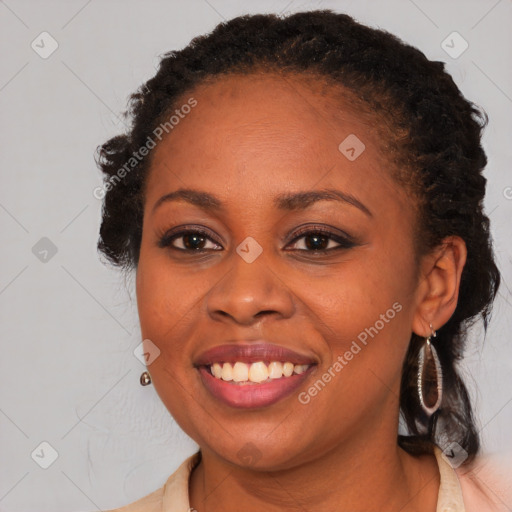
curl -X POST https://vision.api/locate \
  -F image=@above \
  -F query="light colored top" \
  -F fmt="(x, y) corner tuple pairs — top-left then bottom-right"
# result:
(105, 446), (512, 511)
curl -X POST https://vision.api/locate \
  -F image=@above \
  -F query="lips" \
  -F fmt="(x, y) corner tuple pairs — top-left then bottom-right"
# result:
(193, 342), (317, 366)
(194, 341), (318, 409)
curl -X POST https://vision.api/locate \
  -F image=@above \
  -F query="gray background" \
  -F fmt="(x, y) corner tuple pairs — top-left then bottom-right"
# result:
(0, 0), (511, 510)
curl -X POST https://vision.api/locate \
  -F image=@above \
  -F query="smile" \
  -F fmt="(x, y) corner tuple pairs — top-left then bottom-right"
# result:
(209, 361), (311, 383)
(194, 341), (318, 408)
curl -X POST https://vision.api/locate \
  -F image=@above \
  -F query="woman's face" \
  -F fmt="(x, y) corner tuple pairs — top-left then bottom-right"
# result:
(136, 73), (424, 469)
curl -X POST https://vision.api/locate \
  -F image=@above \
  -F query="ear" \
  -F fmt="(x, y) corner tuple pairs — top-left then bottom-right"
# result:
(412, 236), (467, 336)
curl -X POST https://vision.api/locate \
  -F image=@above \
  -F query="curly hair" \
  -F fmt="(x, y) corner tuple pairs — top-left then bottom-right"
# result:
(95, 10), (500, 464)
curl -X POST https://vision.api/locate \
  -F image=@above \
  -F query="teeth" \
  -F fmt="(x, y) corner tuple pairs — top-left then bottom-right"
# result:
(209, 361), (310, 383)
(293, 364), (308, 375)
(249, 361), (269, 383)
(268, 361), (283, 379)
(221, 362), (233, 381)
(233, 362), (249, 382)
(212, 363), (223, 379)
(283, 362), (294, 377)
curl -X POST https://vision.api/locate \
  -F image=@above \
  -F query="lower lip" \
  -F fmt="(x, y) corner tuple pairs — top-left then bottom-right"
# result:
(198, 366), (315, 409)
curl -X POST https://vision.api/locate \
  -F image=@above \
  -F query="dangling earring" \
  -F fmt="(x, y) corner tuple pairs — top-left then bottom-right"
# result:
(417, 323), (442, 415)
(140, 371), (152, 386)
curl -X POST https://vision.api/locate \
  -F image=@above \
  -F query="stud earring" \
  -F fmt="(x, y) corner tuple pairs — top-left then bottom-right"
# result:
(140, 371), (152, 386)
(417, 323), (442, 416)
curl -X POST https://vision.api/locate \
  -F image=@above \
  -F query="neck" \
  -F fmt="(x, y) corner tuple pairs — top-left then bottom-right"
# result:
(189, 431), (440, 512)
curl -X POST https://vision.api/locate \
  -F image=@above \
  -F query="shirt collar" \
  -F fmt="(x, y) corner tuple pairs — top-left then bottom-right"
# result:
(162, 447), (465, 511)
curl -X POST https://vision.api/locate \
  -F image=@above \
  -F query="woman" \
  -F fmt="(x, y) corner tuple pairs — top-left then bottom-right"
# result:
(95, 10), (508, 511)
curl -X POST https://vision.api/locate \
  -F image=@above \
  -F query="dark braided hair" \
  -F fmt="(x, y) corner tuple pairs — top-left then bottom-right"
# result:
(95, 10), (500, 464)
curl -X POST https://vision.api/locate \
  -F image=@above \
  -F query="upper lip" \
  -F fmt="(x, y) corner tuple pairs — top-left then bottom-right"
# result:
(194, 342), (318, 367)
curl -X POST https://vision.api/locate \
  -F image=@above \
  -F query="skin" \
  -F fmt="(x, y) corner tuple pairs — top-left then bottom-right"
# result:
(135, 72), (467, 512)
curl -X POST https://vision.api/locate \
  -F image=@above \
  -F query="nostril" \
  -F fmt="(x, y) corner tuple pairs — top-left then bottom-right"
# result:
(255, 310), (277, 317)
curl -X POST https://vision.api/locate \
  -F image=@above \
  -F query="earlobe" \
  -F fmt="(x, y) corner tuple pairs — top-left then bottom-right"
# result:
(412, 236), (467, 335)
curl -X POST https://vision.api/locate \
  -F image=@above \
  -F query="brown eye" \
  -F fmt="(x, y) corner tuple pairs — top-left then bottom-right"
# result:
(302, 233), (331, 251)
(287, 226), (356, 253)
(158, 228), (222, 252)
(180, 233), (206, 250)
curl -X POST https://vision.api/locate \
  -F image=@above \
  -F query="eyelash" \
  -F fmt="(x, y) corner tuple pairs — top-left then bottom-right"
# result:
(157, 225), (356, 254)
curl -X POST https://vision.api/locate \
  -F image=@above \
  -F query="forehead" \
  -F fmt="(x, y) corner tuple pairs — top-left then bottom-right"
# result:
(175, 71), (373, 138)
(144, 71), (401, 210)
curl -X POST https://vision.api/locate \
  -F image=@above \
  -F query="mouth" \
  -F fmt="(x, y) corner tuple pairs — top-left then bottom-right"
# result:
(205, 360), (312, 383)
(194, 342), (318, 409)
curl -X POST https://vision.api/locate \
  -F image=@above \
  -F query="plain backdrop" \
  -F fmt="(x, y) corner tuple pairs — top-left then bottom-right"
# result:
(0, 0), (511, 510)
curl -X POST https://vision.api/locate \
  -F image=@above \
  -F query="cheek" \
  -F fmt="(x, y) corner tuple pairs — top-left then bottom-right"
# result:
(300, 237), (418, 388)
(306, 248), (415, 332)
(136, 264), (172, 338)
(135, 254), (205, 427)
(136, 241), (201, 336)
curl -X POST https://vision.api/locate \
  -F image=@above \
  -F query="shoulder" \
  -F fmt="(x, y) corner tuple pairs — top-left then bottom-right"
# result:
(102, 451), (201, 512)
(102, 486), (164, 512)
(456, 450), (512, 512)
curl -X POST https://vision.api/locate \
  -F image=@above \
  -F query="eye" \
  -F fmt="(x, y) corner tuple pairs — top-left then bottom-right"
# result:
(157, 224), (357, 254)
(157, 227), (222, 252)
(286, 225), (356, 253)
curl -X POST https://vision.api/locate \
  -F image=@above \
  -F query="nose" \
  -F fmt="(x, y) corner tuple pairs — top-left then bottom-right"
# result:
(206, 252), (295, 326)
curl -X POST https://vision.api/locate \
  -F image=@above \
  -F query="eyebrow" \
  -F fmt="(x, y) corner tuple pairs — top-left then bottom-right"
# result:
(152, 187), (372, 217)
